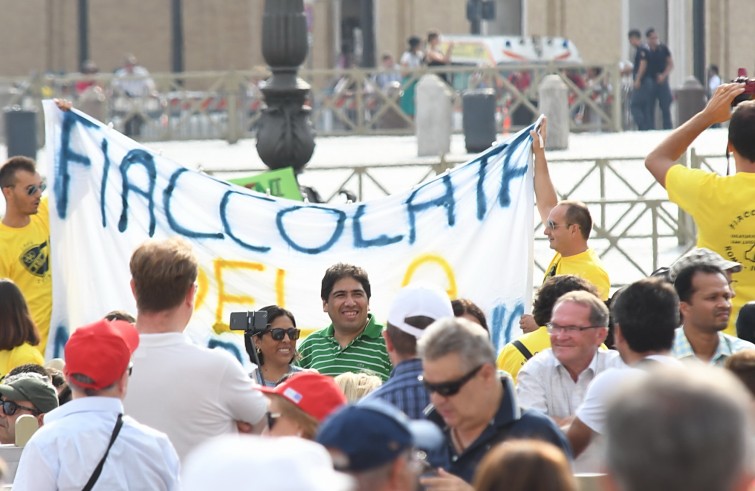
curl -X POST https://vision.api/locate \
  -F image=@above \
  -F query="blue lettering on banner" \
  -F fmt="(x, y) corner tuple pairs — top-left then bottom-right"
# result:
(56, 111), (94, 219)
(498, 132), (529, 207)
(164, 168), (225, 239)
(353, 203), (404, 248)
(118, 149), (157, 236)
(490, 301), (525, 349)
(406, 174), (455, 244)
(276, 205), (347, 254)
(99, 138), (111, 227)
(476, 156), (488, 220)
(51, 324), (70, 360)
(219, 190), (273, 253)
(207, 339), (244, 365)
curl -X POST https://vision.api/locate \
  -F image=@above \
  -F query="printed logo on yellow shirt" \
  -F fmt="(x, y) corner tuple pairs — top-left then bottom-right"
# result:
(20, 240), (49, 277)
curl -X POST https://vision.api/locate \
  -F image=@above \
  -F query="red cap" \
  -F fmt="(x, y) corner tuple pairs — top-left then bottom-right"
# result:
(259, 372), (347, 422)
(64, 319), (140, 390)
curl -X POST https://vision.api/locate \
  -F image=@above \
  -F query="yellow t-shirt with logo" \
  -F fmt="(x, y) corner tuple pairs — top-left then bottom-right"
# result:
(0, 197), (51, 354)
(667, 165), (755, 335)
(543, 248), (610, 301)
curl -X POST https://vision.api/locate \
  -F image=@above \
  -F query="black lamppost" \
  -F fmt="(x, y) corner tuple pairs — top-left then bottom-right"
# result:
(256, 0), (315, 173)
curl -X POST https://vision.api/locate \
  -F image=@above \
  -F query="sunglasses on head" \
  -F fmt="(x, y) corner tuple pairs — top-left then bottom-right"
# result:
(418, 364), (484, 397)
(262, 328), (300, 341)
(1, 398), (39, 416)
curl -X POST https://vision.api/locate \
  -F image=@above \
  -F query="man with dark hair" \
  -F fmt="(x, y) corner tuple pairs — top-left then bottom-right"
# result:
(645, 28), (674, 129)
(14, 319), (180, 489)
(0, 372), (58, 444)
(532, 120), (610, 301)
(364, 283), (454, 419)
(628, 28), (652, 130)
(566, 278), (681, 458)
(671, 264), (755, 365)
(0, 156), (52, 354)
(123, 238), (267, 461)
(497, 275), (600, 381)
(298, 263), (392, 380)
(646, 83), (755, 335)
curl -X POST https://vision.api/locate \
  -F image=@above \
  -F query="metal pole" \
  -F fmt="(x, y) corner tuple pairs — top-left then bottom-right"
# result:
(171, 0), (185, 74)
(77, 0), (89, 69)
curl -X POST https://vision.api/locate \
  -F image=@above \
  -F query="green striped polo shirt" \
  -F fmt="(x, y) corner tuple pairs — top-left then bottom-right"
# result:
(297, 315), (392, 381)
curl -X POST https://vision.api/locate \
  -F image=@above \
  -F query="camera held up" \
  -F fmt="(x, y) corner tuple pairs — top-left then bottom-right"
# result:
(731, 68), (755, 106)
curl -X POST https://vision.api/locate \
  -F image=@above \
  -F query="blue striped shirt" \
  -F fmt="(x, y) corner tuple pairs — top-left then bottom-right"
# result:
(363, 358), (429, 419)
(297, 315), (392, 380)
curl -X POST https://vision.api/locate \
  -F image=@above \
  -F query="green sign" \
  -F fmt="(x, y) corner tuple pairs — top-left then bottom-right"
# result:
(228, 167), (302, 201)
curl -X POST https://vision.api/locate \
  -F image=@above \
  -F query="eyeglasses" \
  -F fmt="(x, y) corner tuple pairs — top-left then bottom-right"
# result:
(546, 220), (571, 230)
(546, 322), (603, 334)
(2, 183), (46, 196)
(418, 364), (484, 397)
(263, 328), (300, 341)
(128, 363), (133, 377)
(0, 399), (39, 417)
(266, 411), (281, 430)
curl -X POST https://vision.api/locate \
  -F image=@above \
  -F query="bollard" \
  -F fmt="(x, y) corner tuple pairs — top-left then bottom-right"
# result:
(4, 106), (37, 159)
(416, 74), (453, 157)
(538, 74), (569, 150)
(462, 88), (496, 153)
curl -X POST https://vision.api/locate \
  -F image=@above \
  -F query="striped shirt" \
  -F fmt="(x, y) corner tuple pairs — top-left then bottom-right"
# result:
(363, 358), (429, 419)
(671, 326), (755, 366)
(297, 315), (392, 380)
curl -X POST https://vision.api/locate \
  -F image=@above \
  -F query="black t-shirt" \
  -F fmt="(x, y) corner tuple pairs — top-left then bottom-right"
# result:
(646, 44), (672, 79)
(632, 45), (650, 79)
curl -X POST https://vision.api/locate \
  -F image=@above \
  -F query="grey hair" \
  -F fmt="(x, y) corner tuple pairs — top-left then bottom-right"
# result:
(417, 317), (496, 370)
(553, 290), (609, 327)
(605, 364), (753, 491)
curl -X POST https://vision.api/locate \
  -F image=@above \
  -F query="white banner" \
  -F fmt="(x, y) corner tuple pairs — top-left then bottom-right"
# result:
(43, 101), (534, 363)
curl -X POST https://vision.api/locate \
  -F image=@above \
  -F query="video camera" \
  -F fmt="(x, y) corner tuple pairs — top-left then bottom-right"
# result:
(229, 310), (269, 335)
(732, 68), (755, 106)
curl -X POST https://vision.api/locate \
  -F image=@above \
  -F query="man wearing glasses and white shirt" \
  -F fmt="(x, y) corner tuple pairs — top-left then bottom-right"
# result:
(417, 317), (571, 490)
(516, 290), (623, 471)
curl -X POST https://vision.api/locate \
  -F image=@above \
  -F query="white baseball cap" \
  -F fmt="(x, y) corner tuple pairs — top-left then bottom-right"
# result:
(387, 283), (454, 339)
(182, 435), (354, 491)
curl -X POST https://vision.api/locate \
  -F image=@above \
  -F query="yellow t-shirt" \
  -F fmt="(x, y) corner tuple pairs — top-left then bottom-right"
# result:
(497, 326), (550, 382)
(543, 248), (610, 300)
(0, 198), (52, 354)
(0, 343), (45, 377)
(666, 165), (755, 335)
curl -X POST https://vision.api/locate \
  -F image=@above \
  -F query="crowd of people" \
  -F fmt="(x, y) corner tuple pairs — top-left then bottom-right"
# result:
(1, 80), (755, 490)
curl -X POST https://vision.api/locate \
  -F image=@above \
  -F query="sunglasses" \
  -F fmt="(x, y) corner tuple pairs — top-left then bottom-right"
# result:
(262, 328), (300, 341)
(25, 183), (47, 196)
(2, 183), (46, 196)
(418, 364), (484, 397)
(266, 411), (281, 430)
(1, 399), (39, 416)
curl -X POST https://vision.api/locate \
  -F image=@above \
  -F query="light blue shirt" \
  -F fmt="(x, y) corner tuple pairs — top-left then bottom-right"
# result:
(672, 327), (755, 366)
(14, 396), (179, 490)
